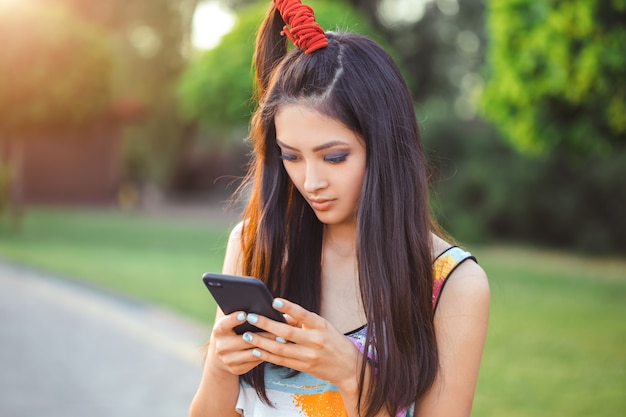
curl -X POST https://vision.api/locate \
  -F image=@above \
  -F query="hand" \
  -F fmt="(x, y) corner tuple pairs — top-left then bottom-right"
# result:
(240, 298), (362, 388)
(208, 311), (265, 375)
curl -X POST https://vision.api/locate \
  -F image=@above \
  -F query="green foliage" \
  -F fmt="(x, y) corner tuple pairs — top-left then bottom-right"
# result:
(480, 0), (626, 156)
(0, 3), (113, 133)
(176, 3), (262, 136)
(425, 114), (626, 255)
(177, 0), (382, 137)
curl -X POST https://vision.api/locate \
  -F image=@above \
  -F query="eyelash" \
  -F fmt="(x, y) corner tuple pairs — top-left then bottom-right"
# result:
(279, 153), (298, 162)
(278, 152), (349, 164)
(324, 153), (348, 164)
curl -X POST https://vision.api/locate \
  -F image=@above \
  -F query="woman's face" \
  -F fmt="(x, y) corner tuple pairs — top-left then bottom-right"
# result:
(275, 104), (366, 227)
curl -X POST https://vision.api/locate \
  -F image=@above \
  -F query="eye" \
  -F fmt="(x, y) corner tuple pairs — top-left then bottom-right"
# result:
(279, 152), (299, 162)
(324, 152), (348, 164)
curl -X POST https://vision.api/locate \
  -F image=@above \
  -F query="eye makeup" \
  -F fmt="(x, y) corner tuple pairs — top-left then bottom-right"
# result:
(324, 152), (349, 163)
(278, 152), (298, 162)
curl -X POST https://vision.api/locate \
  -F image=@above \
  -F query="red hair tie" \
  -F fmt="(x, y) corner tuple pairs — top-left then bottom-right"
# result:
(274, 0), (328, 54)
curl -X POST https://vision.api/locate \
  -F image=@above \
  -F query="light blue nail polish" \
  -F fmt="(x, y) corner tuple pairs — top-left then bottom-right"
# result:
(252, 349), (262, 357)
(237, 312), (246, 321)
(272, 299), (284, 309)
(247, 314), (259, 324)
(276, 336), (286, 344)
(243, 333), (253, 342)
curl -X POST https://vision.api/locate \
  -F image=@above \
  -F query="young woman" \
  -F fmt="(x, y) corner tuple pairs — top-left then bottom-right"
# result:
(189, 1), (490, 416)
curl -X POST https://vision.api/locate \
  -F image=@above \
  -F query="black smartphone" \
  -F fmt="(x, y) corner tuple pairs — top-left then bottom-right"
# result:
(202, 272), (286, 334)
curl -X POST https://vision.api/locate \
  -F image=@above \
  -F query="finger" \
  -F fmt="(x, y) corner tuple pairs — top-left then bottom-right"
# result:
(283, 314), (301, 328)
(246, 310), (310, 346)
(244, 312), (304, 345)
(241, 331), (299, 363)
(243, 312), (277, 334)
(272, 298), (322, 330)
(245, 344), (316, 375)
(242, 331), (288, 348)
(219, 349), (265, 375)
(214, 311), (247, 335)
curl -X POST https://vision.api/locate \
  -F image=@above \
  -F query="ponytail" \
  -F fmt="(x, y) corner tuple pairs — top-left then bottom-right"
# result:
(254, 0), (329, 98)
(253, 5), (287, 99)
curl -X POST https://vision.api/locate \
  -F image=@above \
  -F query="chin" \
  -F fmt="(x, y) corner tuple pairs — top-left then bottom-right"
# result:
(314, 212), (355, 227)
(313, 212), (338, 224)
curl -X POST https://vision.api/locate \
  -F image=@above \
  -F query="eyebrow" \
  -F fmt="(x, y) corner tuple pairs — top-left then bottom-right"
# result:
(276, 139), (350, 152)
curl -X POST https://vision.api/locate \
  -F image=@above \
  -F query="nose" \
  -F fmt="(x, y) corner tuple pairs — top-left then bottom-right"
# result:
(303, 162), (328, 193)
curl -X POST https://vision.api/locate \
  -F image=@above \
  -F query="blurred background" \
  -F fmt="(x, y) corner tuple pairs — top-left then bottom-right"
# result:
(0, 0), (624, 416)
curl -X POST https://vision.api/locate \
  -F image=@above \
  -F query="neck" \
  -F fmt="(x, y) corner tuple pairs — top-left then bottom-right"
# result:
(323, 222), (357, 258)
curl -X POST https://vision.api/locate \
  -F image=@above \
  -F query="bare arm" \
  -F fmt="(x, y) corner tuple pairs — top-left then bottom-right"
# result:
(415, 260), (490, 416)
(189, 223), (261, 417)
(189, 310), (240, 417)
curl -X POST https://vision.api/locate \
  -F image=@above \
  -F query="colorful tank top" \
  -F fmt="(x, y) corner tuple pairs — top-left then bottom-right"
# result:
(235, 246), (475, 417)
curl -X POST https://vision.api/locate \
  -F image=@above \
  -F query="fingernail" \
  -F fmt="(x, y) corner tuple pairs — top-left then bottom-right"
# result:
(252, 349), (262, 357)
(243, 333), (253, 342)
(273, 299), (284, 309)
(275, 336), (286, 344)
(237, 312), (246, 321)
(247, 314), (259, 324)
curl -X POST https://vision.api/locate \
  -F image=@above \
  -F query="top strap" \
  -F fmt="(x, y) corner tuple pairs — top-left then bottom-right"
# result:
(432, 246), (476, 311)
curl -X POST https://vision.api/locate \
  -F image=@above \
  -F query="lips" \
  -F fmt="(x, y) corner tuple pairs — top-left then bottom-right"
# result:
(309, 198), (333, 211)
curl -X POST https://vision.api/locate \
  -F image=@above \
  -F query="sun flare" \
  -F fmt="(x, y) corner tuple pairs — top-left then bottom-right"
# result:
(192, 1), (235, 50)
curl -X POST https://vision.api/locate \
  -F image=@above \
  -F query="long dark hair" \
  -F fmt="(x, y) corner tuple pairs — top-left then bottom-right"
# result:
(237, 4), (437, 416)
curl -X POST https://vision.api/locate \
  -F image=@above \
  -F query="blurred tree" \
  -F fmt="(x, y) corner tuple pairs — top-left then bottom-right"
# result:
(0, 3), (113, 133)
(345, 0), (486, 117)
(480, 0), (626, 156)
(177, 2), (262, 141)
(428, 119), (626, 253)
(0, 2), (113, 227)
(177, 0), (382, 142)
(114, 0), (200, 187)
(44, 0), (200, 189)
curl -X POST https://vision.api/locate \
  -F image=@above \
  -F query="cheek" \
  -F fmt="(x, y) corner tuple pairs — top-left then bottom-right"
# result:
(283, 163), (304, 190)
(343, 166), (366, 200)
(350, 162), (367, 190)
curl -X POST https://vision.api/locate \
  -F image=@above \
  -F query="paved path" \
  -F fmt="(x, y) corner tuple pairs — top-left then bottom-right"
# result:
(0, 261), (211, 417)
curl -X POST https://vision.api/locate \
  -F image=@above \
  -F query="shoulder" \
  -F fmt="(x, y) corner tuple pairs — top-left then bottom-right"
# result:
(228, 220), (245, 241)
(437, 257), (490, 319)
(222, 221), (245, 275)
(430, 234), (489, 314)
(447, 259), (489, 298)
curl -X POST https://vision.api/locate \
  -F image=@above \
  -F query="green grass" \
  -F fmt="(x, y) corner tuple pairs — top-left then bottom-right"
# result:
(0, 208), (624, 416)
(471, 247), (626, 417)
(0, 207), (234, 321)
